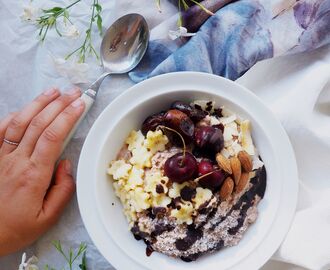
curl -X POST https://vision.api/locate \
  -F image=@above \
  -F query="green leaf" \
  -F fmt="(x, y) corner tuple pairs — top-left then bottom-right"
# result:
(69, 248), (73, 263)
(95, 3), (102, 13)
(52, 240), (62, 252)
(97, 15), (103, 35)
(43, 7), (63, 13)
(79, 252), (87, 270)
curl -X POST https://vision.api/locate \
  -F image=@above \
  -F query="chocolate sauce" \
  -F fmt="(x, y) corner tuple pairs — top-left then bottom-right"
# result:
(145, 240), (154, 257)
(152, 207), (167, 218)
(156, 184), (164, 194)
(175, 225), (203, 251)
(151, 224), (175, 237)
(212, 108), (223, 118)
(180, 253), (200, 262)
(180, 186), (196, 201)
(205, 101), (213, 112)
(131, 224), (148, 240)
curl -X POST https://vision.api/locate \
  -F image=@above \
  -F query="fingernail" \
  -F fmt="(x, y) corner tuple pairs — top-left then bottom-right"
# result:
(64, 160), (72, 174)
(43, 88), (57, 96)
(66, 88), (81, 96)
(71, 98), (84, 108)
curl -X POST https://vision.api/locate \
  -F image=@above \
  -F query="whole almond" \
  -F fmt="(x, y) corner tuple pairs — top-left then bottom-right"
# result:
(220, 177), (234, 200)
(238, 151), (253, 172)
(236, 172), (250, 193)
(216, 154), (232, 174)
(230, 157), (241, 185)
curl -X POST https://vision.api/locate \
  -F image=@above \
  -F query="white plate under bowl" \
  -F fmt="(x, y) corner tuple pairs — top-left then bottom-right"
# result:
(77, 72), (298, 270)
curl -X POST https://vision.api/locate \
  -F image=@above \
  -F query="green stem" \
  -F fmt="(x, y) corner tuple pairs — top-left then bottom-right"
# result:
(66, 0), (82, 10)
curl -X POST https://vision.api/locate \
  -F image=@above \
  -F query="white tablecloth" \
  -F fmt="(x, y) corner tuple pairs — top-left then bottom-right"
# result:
(0, 1), (329, 269)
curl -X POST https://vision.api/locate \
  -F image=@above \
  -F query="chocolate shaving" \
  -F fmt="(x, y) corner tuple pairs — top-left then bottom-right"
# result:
(180, 186), (196, 201)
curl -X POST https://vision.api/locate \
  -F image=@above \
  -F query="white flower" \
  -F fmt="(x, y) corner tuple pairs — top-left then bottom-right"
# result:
(18, 253), (39, 270)
(60, 23), (80, 39)
(21, 3), (40, 22)
(52, 56), (90, 84)
(168, 27), (196, 40)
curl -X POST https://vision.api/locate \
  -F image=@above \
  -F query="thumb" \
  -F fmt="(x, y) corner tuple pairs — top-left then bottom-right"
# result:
(40, 159), (75, 225)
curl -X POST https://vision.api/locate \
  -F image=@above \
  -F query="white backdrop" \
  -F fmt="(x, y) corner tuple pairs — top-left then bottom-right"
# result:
(0, 1), (329, 269)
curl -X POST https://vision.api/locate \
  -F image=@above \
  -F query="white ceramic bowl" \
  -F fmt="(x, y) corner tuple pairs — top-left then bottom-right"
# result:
(77, 72), (298, 270)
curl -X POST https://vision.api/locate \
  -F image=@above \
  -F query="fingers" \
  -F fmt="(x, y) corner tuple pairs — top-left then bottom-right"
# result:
(19, 88), (81, 155)
(0, 112), (18, 149)
(31, 98), (85, 166)
(0, 89), (60, 155)
(39, 160), (75, 225)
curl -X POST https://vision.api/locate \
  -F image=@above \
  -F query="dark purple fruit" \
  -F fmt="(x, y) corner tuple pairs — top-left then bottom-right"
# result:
(198, 167), (225, 190)
(171, 101), (193, 115)
(141, 112), (165, 135)
(194, 126), (224, 155)
(198, 160), (225, 189)
(164, 152), (197, 183)
(171, 101), (206, 123)
(212, 123), (224, 133)
(198, 160), (214, 175)
(164, 109), (194, 140)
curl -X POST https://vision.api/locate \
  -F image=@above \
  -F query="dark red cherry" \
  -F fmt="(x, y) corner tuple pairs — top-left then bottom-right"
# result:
(198, 160), (214, 175)
(141, 112), (165, 135)
(164, 109), (194, 140)
(164, 152), (197, 183)
(212, 123), (224, 133)
(171, 101), (206, 123)
(194, 126), (224, 155)
(199, 170), (225, 190)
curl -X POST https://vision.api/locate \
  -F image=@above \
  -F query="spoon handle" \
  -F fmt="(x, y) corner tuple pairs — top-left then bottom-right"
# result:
(61, 91), (95, 154)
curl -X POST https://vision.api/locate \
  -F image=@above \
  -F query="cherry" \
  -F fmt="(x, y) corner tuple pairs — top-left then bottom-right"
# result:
(141, 112), (165, 135)
(171, 101), (206, 123)
(194, 126), (224, 155)
(198, 160), (214, 175)
(197, 160), (225, 189)
(212, 123), (224, 133)
(164, 109), (194, 140)
(164, 152), (197, 183)
(199, 170), (225, 190)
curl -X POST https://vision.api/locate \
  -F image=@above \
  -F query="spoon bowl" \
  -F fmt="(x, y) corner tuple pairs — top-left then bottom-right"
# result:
(101, 13), (149, 74)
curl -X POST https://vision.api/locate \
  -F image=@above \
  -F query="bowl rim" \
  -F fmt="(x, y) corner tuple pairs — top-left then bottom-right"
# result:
(77, 71), (298, 270)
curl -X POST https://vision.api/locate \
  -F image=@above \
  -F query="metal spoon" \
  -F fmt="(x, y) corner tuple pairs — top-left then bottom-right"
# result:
(63, 13), (149, 151)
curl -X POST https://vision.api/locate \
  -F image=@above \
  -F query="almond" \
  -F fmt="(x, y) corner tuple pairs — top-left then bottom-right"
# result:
(216, 154), (232, 174)
(230, 157), (241, 185)
(219, 177), (234, 200)
(236, 172), (250, 193)
(238, 150), (253, 172)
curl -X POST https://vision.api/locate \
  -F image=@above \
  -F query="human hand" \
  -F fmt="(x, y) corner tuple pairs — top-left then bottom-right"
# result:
(0, 88), (85, 256)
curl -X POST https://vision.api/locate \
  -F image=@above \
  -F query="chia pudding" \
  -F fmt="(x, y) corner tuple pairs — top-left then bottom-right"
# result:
(107, 100), (266, 261)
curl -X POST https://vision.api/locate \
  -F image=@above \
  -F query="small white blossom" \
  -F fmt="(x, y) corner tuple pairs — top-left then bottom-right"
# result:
(21, 3), (40, 22)
(18, 253), (39, 270)
(168, 27), (196, 40)
(52, 56), (90, 84)
(60, 23), (80, 39)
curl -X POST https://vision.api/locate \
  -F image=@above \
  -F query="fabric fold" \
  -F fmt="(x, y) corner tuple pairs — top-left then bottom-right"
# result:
(129, 0), (330, 83)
